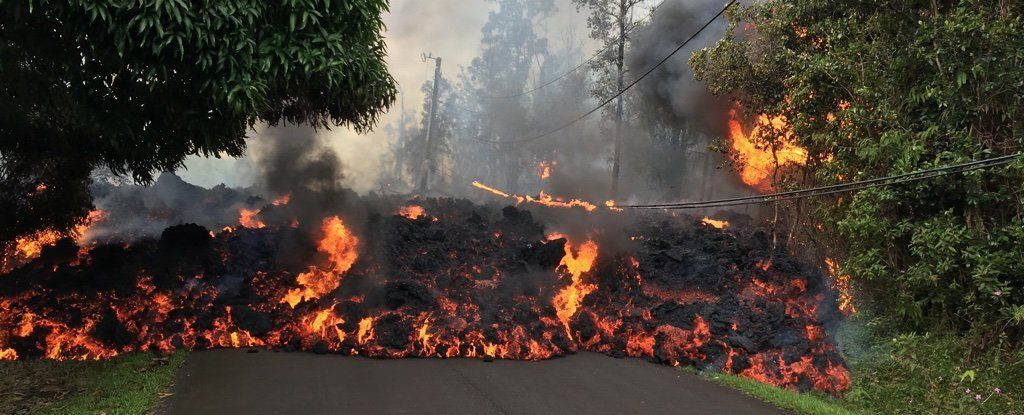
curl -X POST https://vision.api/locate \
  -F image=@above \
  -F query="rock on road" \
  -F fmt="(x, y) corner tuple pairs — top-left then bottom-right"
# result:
(159, 349), (790, 415)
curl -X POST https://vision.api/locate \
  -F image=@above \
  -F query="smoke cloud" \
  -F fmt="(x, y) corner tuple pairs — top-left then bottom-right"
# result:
(628, 0), (732, 135)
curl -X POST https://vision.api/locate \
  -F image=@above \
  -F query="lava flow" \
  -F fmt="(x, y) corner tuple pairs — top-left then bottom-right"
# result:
(0, 195), (850, 395)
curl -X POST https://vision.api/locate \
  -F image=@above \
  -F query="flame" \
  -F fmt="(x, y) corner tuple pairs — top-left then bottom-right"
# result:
(272, 194), (291, 206)
(281, 216), (359, 308)
(471, 181), (601, 213)
(0, 203), (849, 394)
(537, 160), (555, 180)
(604, 200), (624, 212)
(529, 192), (597, 212)
(17, 313), (34, 337)
(728, 104), (808, 191)
(357, 317), (375, 345)
(2, 209), (106, 272)
(701, 217), (729, 229)
(319, 216), (359, 273)
(398, 205), (426, 220)
(552, 236), (599, 339)
(825, 258), (856, 316)
(418, 318), (436, 356)
(238, 208), (266, 229)
(12, 229), (62, 260)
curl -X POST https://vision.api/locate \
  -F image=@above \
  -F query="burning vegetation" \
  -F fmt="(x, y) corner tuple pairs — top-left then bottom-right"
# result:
(727, 104), (809, 191)
(0, 189), (850, 395)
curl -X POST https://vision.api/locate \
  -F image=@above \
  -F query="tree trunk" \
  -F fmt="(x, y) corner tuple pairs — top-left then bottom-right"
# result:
(610, 0), (627, 200)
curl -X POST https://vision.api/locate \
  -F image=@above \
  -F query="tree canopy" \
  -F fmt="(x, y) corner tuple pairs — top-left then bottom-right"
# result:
(0, 0), (397, 242)
(692, 0), (1024, 340)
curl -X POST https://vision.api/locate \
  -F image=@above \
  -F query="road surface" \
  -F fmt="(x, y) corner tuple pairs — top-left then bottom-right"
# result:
(159, 349), (790, 415)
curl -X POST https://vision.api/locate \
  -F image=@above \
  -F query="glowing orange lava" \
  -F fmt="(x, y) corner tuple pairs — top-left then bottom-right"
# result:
(238, 208), (266, 229)
(398, 205), (427, 220)
(2, 210), (106, 272)
(281, 216), (359, 308)
(728, 104), (808, 191)
(549, 234), (599, 339)
(272, 194), (291, 206)
(701, 217), (729, 229)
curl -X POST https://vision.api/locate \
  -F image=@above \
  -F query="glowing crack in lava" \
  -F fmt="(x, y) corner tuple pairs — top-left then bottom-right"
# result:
(398, 205), (427, 220)
(0, 200), (850, 395)
(728, 104), (808, 191)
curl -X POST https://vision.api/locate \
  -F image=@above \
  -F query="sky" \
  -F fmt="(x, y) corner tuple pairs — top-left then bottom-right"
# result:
(178, 0), (599, 193)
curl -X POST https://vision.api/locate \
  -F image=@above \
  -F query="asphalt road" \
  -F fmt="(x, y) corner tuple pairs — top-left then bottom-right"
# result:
(159, 349), (790, 415)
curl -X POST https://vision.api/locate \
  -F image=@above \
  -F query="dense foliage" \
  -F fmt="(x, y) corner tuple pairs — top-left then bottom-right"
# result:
(0, 0), (397, 242)
(692, 0), (1024, 342)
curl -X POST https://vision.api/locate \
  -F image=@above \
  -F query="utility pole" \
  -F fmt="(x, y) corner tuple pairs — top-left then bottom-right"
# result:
(417, 54), (443, 193)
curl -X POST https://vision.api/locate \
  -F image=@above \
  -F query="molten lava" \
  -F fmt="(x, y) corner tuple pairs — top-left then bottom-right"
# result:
(0, 198), (849, 395)
(238, 208), (266, 229)
(281, 216), (359, 308)
(701, 217), (729, 229)
(398, 205), (427, 220)
(2, 210), (107, 273)
(549, 234), (599, 339)
(728, 104), (808, 191)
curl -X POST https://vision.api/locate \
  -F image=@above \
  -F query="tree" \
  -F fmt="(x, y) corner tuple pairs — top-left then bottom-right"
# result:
(692, 1), (1024, 341)
(572, 0), (647, 198)
(0, 0), (397, 243)
(462, 0), (554, 191)
(386, 75), (460, 192)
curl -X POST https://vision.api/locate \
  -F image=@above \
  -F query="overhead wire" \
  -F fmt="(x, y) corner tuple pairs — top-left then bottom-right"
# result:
(622, 154), (1020, 210)
(470, 0), (738, 145)
(480, 0), (670, 100)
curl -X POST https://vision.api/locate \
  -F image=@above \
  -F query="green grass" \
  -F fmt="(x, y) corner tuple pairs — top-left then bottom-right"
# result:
(684, 317), (1024, 415)
(0, 352), (186, 415)
(680, 367), (862, 415)
(702, 371), (863, 415)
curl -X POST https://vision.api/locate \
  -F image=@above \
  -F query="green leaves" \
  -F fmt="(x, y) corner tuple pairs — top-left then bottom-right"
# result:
(0, 0), (397, 242)
(693, 0), (1024, 340)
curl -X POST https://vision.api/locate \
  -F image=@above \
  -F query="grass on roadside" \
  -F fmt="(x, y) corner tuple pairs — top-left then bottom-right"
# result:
(687, 315), (1024, 415)
(0, 351), (186, 415)
(678, 366), (862, 415)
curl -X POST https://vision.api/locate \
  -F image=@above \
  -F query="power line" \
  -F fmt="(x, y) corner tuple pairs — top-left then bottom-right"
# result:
(623, 154), (1020, 210)
(625, 154), (1019, 208)
(471, 0), (737, 145)
(481, 0), (670, 100)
